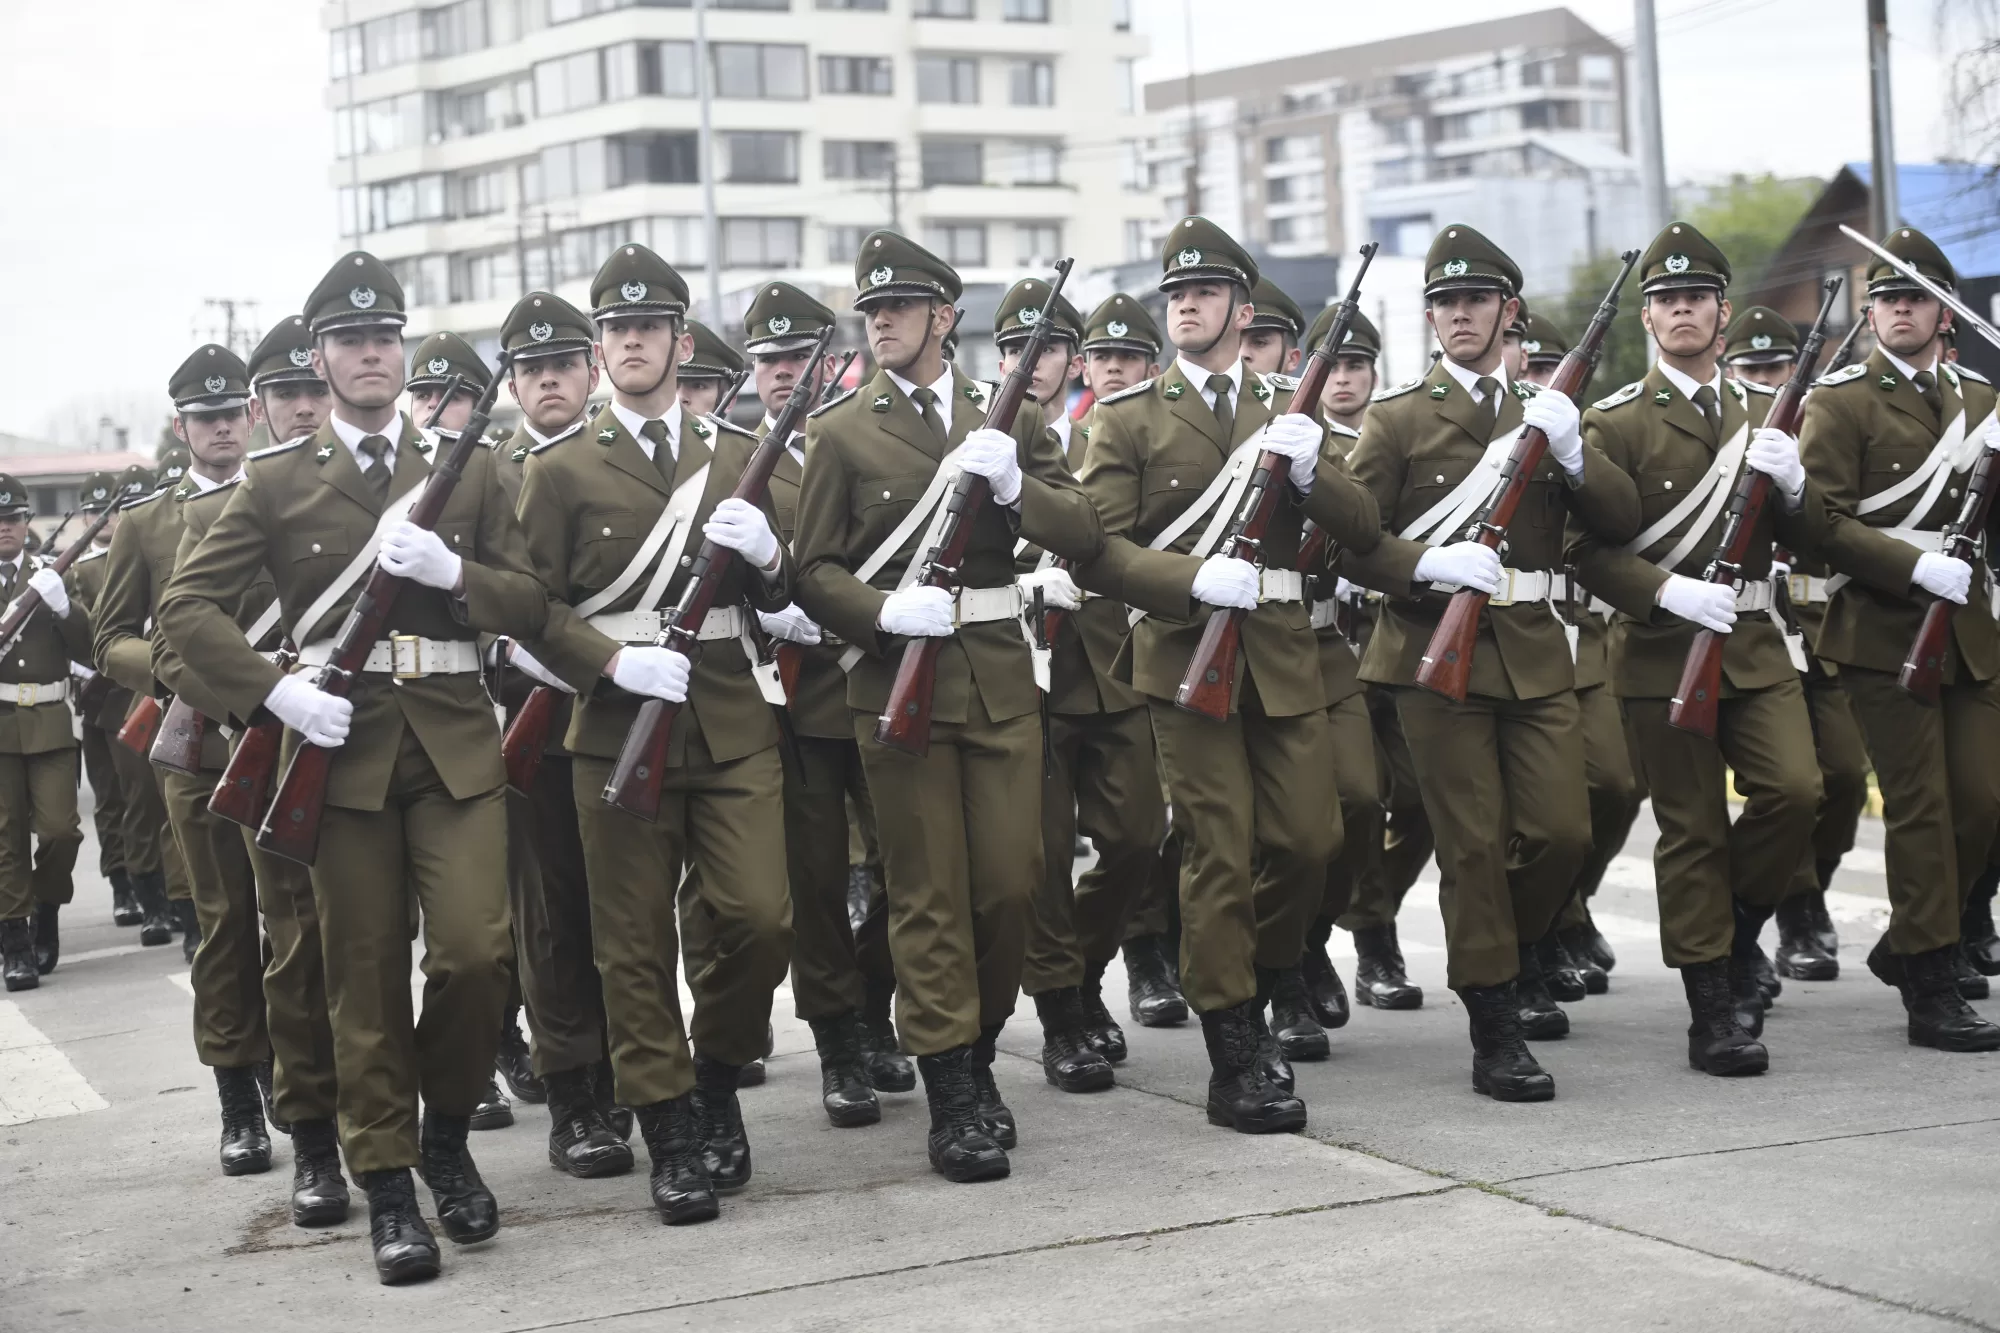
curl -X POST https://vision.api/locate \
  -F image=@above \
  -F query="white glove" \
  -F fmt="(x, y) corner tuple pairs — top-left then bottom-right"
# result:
(1018, 565), (1081, 611)
(1769, 557), (1792, 583)
(26, 568), (68, 618)
(70, 662), (96, 682)
(1334, 576), (1360, 603)
(878, 585), (954, 637)
(758, 603), (823, 645)
(1191, 555), (1259, 610)
(1415, 542), (1503, 595)
(1985, 422), (2000, 452)
(1657, 574), (1738, 632)
(611, 645), (691, 702)
(264, 674), (353, 748)
(956, 428), (1023, 506)
(1522, 388), (1584, 473)
(378, 521), (463, 591)
(703, 498), (780, 572)
(1747, 427), (1806, 497)
(509, 641), (573, 693)
(1261, 413), (1324, 492)
(1913, 552), (1972, 604)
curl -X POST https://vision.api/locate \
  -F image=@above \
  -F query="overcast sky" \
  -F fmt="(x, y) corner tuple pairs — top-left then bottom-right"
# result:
(0, 0), (1965, 443)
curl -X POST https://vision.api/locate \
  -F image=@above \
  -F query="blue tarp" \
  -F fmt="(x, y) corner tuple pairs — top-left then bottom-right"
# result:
(1849, 162), (2000, 277)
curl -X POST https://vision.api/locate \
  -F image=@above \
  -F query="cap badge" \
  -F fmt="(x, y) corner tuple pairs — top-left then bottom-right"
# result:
(1019, 307), (1041, 326)
(91, 487), (106, 500)
(767, 315), (792, 336)
(1751, 334), (1773, 351)
(349, 286), (377, 310)
(1665, 254), (1691, 275)
(288, 347), (313, 368)
(1443, 259), (1469, 278)
(204, 375), (227, 394)
(530, 321), (554, 343)
(1106, 320), (1129, 338)
(1522, 340), (1542, 354)
(869, 266), (894, 287)
(1176, 248), (1202, 268)
(621, 281), (648, 303)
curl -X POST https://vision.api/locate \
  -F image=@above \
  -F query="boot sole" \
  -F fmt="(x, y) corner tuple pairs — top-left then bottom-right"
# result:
(1958, 982), (1993, 1001)
(221, 1153), (273, 1177)
(1204, 1101), (1307, 1134)
(292, 1197), (351, 1227)
(1309, 1004), (1351, 1029)
(3, 975), (37, 992)
(1776, 958), (1839, 981)
(1520, 1016), (1570, 1041)
(1910, 1024), (2000, 1052)
(866, 1073), (917, 1093)
(548, 1144), (635, 1178)
(140, 931), (171, 947)
(824, 1099), (883, 1128)
(1044, 1064), (1115, 1093)
(1131, 1000), (1189, 1027)
(737, 1063), (767, 1088)
(1276, 1034), (1331, 1061)
(375, 1250), (442, 1284)
(469, 1108), (514, 1131)
(930, 1147), (1011, 1182)
(113, 914), (143, 927)
(657, 1196), (721, 1224)
(1356, 988), (1423, 1011)
(1471, 1068), (1555, 1102)
(710, 1169), (752, 1195)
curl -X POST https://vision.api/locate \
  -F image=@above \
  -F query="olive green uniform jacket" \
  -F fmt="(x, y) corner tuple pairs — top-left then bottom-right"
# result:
(768, 423), (856, 739)
(70, 545), (136, 732)
(0, 556), (90, 754)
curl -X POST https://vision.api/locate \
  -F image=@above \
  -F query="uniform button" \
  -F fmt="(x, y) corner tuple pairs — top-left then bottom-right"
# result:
(1950, 488), (1960, 498)
(1891, 463), (1902, 472)
(602, 526), (612, 536)
(680, 556), (692, 567)
(1663, 480), (1674, 491)
(310, 542), (321, 553)
(882, 490), (891, 499)
(1435, 473), (1446, 483)
(1169, 478), (1180, 488)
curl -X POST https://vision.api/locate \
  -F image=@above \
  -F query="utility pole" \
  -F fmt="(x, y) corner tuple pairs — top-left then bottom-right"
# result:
(694, 0), (723, 324)
(1632, 0), (1670, 230)
(1867, 0), (1899, 237)
(1182, 0), (1201, 215)
(888, 155), (901, 233)
(202, 298), (261, 359)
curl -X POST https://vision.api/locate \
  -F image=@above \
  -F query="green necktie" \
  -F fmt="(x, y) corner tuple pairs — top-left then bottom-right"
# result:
(1692, 384), (1720, 445)
(911, 387), (947, 445)
(641, 418), (674, 483)
(1473, 375), (1500, 441)
(357, 434), (392, 502)
(1914, 370), (1942, 419)
(1206, 374), (1235, 439)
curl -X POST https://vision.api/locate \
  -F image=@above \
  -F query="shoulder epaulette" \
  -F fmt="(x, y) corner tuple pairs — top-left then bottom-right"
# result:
(72, 546), (108, 565)
(808, 387), (858, 418)
(706, 414), (756, 440)
(190, 477), (243, 499)
(1328, 422), (1361, 439)
(1372, 378), (1426, 403)
(1953, 364), (1990, 386)
(121, 488), (167, 511)
(1590, 381), (1645, 412)
(1095, 378), (1154, 406)
(248, 437), (309, 461)
(1267, 372), (1300, 393)
(1815, 362), (1869, 388)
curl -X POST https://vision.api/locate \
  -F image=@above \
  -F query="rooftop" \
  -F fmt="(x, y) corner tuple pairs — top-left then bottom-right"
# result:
(1847, 162), (2000, 276)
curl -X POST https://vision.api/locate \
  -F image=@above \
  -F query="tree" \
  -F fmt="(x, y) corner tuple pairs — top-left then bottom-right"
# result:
(1552, 250), (1649, 398)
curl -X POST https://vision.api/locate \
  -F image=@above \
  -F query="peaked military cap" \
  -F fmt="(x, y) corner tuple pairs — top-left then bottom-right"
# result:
(852, 230), (960, 309)
(1304, 304), (1381, 361)
(1866, 225), (1956, 295)
(591, 243), (690, 321)
(0, 475), (30, 518)
(1159, 216), (1257, 292)
(247, 316), (321, 389)
(1081, 293), (1162, 357)
(406, 331), (492, 395)
(1640, 220), (1731, 294)
(156, 447), (191, 489)
(1247, 278), (1307, 340)
(744, 281), (836, 354)
(679, 320), (746, 382)
(502, 291), (595, 361)
(1424, 223), (1520, 298)
(1519, 310), (1572, 367)
(305, 251), (407, 335)
(994, 276), (1084, 349)
(1507, 294), (1533, 339)
(78, 471), (119, 513)
(1724, 306), (1798, 365)
(170, 344), (253, 414)
(115, 465), (156, 502)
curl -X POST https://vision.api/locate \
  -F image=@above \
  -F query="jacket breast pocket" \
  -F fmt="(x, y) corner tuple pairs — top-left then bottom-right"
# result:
(1637, 467), (1703, 528)
(1861, 447), (1933, 517)
(287, 529), (350, 567)
(1399, 456), (1478, 528)
(435, 519), (475, 560)
(578, 508), (641, 584)
(1521, 463), (1567, 531)
(1137, 462), (1209, 534)
(855, 473), (932, 537)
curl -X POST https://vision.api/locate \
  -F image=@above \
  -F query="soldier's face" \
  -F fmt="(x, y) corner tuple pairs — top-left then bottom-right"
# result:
(1501, 333), (1526, 379)
(1321, 353), (1376, 420)
(1731, 359), (1793, 388)
(0, 516), (25, 561)
(94, 510), (120, 544)
(1871, 292), (1946, 358)
(1641, 289), (1729, 360)
(410, 385), (476, 433)
(1520, 361), (1559, 388)
(509, 353), (597, 434)
(1241, 329), (1301, 376)
(753, 349), (816, 417)
(678, 379), (722, 417)
(865, 297), (952, 374)
(1167, 283), (1252, 357)
(597, 317), (689, 398)
(259, 382), (331, 445)
(1085, 349), (1153, 396)
(1426, 291), (1513, 367)
(998, 341), (1081, 412)
(173, 407), (250, 474)
(314, 328), (406, 410)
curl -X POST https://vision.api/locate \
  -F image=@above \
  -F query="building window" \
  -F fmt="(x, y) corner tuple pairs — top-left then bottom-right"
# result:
(920, 138), (983, 187)
(825, 224), (871, 263)
(365, 11), (423, 74)
(359, 174), (449, 232)
(334, 92), (431, 157)
(916, 56), (979, 104)
(1007, 59), (1053, 107)
(824, 140), (896, 181)
(915, 0), (975, 15)
(721, 218), (803, 267)
(535, 48), (605, 115)
(457, 167), (510, 218)
(1270, 216), (1324, 247)
(1123, 219), (1149, 263)
(714, 0), (790, 8)
(642, 215), (708, 267)
(452, 249), (520, 304)
(1371, 214), (1434, 258)
(1007, 140), (1060, 185)
(541, 138), (610, 199)
(424, 1), (490, 59)
(1121, 139), (1148, 190)
(1266, 172), (1322, 204)
(1114, 57), (1135, 114)
(718, 131), (800, 183)
(434, 75), (534, 139)
(390, 254), (451, 308)
(1112, 0), (1132, 30)
(923, 222), (987, 267)
(1004, 0), (1049, 19)
(1587, 100), (1619, 133)
(549, 0), (692, 21)
(819, 54), (893, 95)
(614, 131), (701, 185)
(1014, 222), (1059, 266)
(712, 43), (808, 99)
(818, 0), (888, 7)
(1266, 134), (1318, 163)
(330, 25), (364, 80)
(1581, 54), (1616, 90)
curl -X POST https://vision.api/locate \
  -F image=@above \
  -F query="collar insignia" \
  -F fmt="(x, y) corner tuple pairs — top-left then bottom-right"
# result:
(511, 446), (529, 462)
(349, 286), (377, 309)
(691, 419), (710, 439)
(872, 393), (892, 411)
(288, 347), (312, 368)
(1164, 382), (1185, 400)
(598, 428), (618, 442)
(962, 383), (980, 402)
(316, 445), (335, 461)
(1430, 384), (1450, 399)
(1654, 389), (1674, 404)
(1252, 382), (1271, 401)
(1880, 374), (1899, 390)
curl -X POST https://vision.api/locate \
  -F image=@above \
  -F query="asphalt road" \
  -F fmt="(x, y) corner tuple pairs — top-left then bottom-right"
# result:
(3, 797), (1996, 1332)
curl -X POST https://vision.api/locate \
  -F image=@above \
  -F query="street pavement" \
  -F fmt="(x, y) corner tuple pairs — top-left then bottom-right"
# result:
(3, 796), (1997, 1332)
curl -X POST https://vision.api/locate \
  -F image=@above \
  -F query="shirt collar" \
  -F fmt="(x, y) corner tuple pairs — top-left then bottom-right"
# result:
(185, 468), (242, 494)
(1176, 355), (1242, 401)
(610, 399), (682, 460)
(884, 364), (957, 429)
(1439, 356), (1510, 403)
(1051, 413), (1072, 450)
(1880, 346), (1938, 384)
(1656, 359), (1723, 403)
(524, 415), (588, 448)
(329, 411), (403, 463)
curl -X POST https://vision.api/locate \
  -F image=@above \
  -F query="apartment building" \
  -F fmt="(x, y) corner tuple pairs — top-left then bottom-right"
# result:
(322, 0), (1158, 374)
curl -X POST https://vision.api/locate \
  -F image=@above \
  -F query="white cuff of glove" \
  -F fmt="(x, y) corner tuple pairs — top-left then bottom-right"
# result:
(264, 673), (353, 748)
(957, 428), (1023, 506)
(1913, 552), (1972, 604)
(878, 585), (955, 637)
(757, 604), (823, 645)
(1018, 566), (1082, 611)
(1191, 555), (1259, 610)
(610, 645), (691, 702)
(703, 498), (781, 572)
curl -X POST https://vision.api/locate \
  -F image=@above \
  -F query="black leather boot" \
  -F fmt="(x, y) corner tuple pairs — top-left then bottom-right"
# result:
(215, 1065), (272, 1175)
(970, 1025), (1017, 1148)
(594, 1059), (633, 1141)
(32, 901), (59, 975)
(1513, 943), (1570, 1040)
(496, 1009), (545, 1104)
(692, 1055), (751, 1193)
(135, 872), (172, 947)
(1567, 908), (1617, 974)
(1680, 959), (1768, 1076)
(288, 1117), (351, 1227)
(1, 918), (37, 992)
(172, 898), (201, 964)
(1352, 923), (1423, 1009)
(544, 1066), (634, 1177)
(808, 1012), (882, 1127)
(1249, 966), (1295, 1091)
(738, 1025), (772, 1089)
(1033, 988), (1115, 1093)
(1534, 931), (1587, 1003)
(469, 1077), (513, 1130)
(634, 1095), (717, 1223)
(1774, 894), (1839, 980)
(1953, 946), (1990, 1001)
(1078, 961), (1127, 1061)
(1557, 925), (1610, 994)
(1300, 918), (1352, 1028)
(1122, 933), (1189, 1026)
(1866, 934), (1907, 993)
(358, 1168), (440, 1284)
(1198, 1001), (1307, 1134)
(418, 1110), (499, 1244)
(110, 870), (142, 927)
(254, 1057), (288, 1136)
(1458, 984), (1555, 1102)
(1964, 866), (2000, 975)
(1268, 966), (1330, 1061)
(1731, 900), (1774, 1036)
(1904, 946), (2000, 1052)
(917, 1046), (1010, 1182)
(861, 979), (916, 1092)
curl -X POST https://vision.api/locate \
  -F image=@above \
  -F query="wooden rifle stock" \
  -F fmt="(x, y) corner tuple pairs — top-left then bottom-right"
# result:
(116, 694), (163, 755)
(502, 673), (561, 794)
(149, 696), (206, 775)
(1415, 250), (1641, 702)
(1900, 445), (2000, 703)
(874, 259), (1077, 756)
(209, 645), (294, 828)
(1668, 278), (1842, 736)
(774, 642), (803, 703)
(256, 372), (499, 864)
(604, 328), (837, 819)
(1174, 243), (1379, 719)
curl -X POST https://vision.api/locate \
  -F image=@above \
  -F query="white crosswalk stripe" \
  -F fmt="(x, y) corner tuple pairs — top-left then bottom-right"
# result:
(0, 1000), (109, 1126)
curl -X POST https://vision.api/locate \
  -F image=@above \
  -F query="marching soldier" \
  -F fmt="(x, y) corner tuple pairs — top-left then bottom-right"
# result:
(1798, 225), (2000, 1050)
(69, 473), (141, 929)
(1242, 278), (1307, 377)
(515, 243), (795, 1223)
(254, 315), (334, 445)
(794, 230), (1104, 1179)
(160, 253), (548, 1283)
(1518, 312), (1571, 387)
(676, 320), (747, 419)
(0, 474), (90, 990)
(1344, 223), (1639, 1101)
(1571, 222), (1827, 1075)
(1075, 217), (1379, 1134)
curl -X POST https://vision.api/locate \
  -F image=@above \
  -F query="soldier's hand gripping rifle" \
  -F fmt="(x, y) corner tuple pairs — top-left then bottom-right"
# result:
(1667, 277), (1842, 737)
(1175, 243), (1379, 720)
(873, 258), (1075, 756)
(253, 371), (502, 864)
(1415, 249), (1640, 702)
(0, 502), (120, 736)
(208, 638), (296, 827)
(603, 327), (836, 819)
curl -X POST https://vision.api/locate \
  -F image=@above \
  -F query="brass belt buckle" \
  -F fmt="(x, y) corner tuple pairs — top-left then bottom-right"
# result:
(14, 682), (33, 706)
(1490, 569), (1518, 607)
(1788, 573), (1809, 603)
(391, 633), (425, 679)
